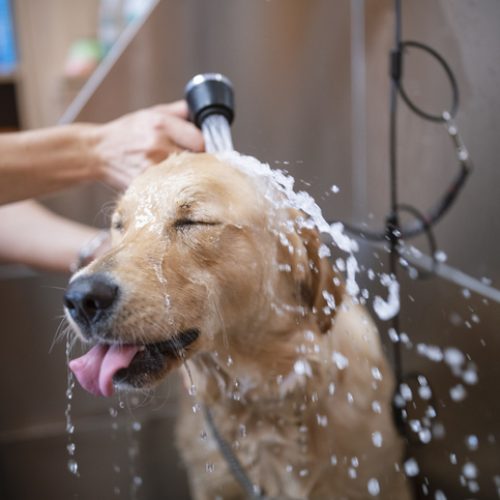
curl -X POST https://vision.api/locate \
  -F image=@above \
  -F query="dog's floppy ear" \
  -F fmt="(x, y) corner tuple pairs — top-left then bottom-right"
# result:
(278, 214), (344, 334)
(299, 225), (344, 333)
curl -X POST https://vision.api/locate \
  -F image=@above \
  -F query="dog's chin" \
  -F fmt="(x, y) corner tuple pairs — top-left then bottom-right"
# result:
(113, 328), (200, 391)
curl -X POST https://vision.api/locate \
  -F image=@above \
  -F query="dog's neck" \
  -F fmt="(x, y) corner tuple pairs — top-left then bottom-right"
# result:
(184, 317), (331, 414)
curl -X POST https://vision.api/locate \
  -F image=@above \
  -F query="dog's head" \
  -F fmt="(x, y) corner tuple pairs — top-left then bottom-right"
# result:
(65, 153), (342, 396)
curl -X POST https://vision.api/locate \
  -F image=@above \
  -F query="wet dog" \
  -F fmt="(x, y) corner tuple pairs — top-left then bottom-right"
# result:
(65, 152), (411, 499)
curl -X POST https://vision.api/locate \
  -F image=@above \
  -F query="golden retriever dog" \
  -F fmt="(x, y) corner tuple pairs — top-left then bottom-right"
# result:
(65, 152), (411, 499)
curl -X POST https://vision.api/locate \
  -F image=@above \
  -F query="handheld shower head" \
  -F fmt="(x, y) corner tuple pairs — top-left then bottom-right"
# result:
(185, 73), (234, 129)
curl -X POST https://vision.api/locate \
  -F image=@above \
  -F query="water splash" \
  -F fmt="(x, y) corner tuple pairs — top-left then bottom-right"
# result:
(373, 273), (400, 320)
(367, 478), (380, 496)
(65, 338), (79, 477)
(404, 457), (420, 477)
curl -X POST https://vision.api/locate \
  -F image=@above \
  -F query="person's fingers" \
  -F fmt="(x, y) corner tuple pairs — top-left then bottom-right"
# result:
(154, 100), (189, 119)
(162, 114), (205, 152)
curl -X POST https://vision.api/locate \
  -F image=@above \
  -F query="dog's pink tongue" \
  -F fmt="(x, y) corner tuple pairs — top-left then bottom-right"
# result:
(69, 344), (140, 397)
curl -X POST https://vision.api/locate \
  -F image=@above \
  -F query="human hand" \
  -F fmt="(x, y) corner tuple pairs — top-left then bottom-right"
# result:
(90, 100), (204, 190)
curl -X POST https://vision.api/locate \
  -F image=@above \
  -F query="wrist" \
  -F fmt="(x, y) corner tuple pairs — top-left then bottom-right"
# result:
(75, 123), (107, 184)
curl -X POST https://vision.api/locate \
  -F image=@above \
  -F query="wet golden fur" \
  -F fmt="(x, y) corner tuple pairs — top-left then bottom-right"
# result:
(78, 153), (410, 499)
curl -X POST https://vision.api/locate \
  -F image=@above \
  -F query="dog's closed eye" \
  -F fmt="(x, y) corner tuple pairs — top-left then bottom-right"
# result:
(174, 219), (220, 230)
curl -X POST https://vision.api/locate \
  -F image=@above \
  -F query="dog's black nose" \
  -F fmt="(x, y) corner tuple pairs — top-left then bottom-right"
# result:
(64, 274), (119, 326)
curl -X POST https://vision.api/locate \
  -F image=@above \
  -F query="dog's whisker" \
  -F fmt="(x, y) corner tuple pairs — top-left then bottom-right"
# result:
(50, 318), (72, 353)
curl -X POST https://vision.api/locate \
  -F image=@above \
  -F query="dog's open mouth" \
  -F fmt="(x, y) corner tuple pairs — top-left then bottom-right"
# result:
(69, 329), (199, 397)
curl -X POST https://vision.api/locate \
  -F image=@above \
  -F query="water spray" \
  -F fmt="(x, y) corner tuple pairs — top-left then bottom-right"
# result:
(184, 73), (264, 498)
(185, 73), (235, 153)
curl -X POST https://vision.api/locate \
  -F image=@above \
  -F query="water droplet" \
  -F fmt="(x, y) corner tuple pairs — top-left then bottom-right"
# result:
(330, 455), (338, 466)
(450, 384), (467, 402)
(434, 250), (447, 263)
(426, 406), (437, 419)
(468, 480), (480, 493)
(299, 468), (309, 477)
(206, 463), (215, 473)
(387, 328), (399, 343)
(109, 407), (118, 418)
(371, 367), (383, 381)
(409, 420), (422, 433)
(432, 422), (446, 439)
(304, 330), (315, 342)
(294, 359), (312, 376)
(133, 475), (143, 487)
(399, 383), (413, 401)
(449, 312), (462, 326)
(449, 453), (457, 464)
(316, 414), (328, 427)
(372, 431), (383, 447)
(416, 343), (443, 362)
(328, 382), (335, 396)
(318, 244), (331, 258)
(434, 490), (447, 500)
(348, 467), (357, 479)
(444, 347), (465, 369)
(335, 258), (346, 272)
(188, 384), (197, 396)
(330, 184), (340, 194)
(404, 458), (420, 477)
(418, 428), (432, 444)
(132, 421), (142, 432)
(465, 434), (479, 451)
(67, 459), (79, 475)
(418, 385), (432, 400)
(332, 351), (349, 370)
(399, 332), (411, 346)
(367, 478), (380, 496)
(372, 401), (382, 414)
(463, 462), (477, 479)
(477, 276), (492, 288)
(66, 443), (76, 455)
(462, 288), (471, 299)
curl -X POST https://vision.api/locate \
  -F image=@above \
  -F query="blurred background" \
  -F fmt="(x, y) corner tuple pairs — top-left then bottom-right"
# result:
(0, 0), (499, 498)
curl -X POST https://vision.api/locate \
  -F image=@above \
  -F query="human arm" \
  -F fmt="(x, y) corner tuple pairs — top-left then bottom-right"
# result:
(0, 100), (204, 205)
(0, 200), (106, 273)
